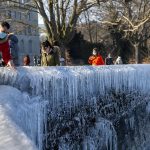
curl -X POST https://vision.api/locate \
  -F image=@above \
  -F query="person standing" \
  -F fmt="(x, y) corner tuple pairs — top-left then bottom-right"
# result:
(37, 56), (41, 66)
(9, 34), (19, 66)
(23, 55), (30, 66)
(115, 56), (123, 65)
(0, 22), (14, 68)
(1, 22), (19, 66)
(105, 53), (114, 65)
(88, 48), (105, 66)
(41, 40), (60, 66)
(53, 41), (65, 66)
(33, 56), (37, 66)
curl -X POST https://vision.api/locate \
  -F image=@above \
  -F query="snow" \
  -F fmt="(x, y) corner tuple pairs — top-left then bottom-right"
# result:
(0, 65), (150, 149)
(0, 85), (37, 150)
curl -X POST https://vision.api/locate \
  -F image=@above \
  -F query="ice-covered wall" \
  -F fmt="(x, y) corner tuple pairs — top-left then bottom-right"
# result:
(1, 65), (150, 98)
(0, 85), (37, 150)
(0, 65), (150, 150)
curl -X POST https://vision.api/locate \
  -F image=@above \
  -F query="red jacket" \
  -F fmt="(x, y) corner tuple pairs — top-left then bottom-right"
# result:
(0, 40), (11, 64)
(88, 55), (104, 66)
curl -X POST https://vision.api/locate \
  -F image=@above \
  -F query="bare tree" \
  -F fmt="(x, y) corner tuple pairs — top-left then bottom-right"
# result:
(0, 0), (102, 45)
(95, 0), (150, 63)
(83, 10), (93, 43)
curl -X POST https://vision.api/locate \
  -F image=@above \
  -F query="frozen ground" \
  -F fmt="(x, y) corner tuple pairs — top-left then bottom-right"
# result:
(0, 85), (37, 150)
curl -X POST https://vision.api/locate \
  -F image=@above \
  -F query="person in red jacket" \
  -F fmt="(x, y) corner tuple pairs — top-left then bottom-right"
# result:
(0, 22), (14, 68)
(88, 48), (105, 66)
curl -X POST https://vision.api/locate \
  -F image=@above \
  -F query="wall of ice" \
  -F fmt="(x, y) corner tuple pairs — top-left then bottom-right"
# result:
(0, 85), (37, 150)
(0, 65), (150, 150)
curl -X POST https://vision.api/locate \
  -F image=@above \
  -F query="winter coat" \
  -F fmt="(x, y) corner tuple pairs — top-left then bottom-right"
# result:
(41, 49), (60, 66)
(88, 55), (105, 66)
(115, 57), (123, 65)
(0, 40), (11, 64)
(9, 34), (19, 66)
(105, 57), (114, 65)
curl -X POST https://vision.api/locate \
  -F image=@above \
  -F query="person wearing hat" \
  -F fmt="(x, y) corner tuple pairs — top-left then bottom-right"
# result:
(88, 48), (105, 66)
(41, 40), (60, 66)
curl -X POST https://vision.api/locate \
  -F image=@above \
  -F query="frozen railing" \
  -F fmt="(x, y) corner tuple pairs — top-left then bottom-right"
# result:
(1, 65), (150, 99)
(0, 65), (150, 150)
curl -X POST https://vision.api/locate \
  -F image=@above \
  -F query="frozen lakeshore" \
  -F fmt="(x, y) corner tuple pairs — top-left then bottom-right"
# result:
(0, 65), (150, 150)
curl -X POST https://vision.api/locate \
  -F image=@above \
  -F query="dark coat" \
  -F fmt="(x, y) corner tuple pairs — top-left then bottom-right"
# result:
(105, 57), (114, 65)
(9, 35), (19, 66)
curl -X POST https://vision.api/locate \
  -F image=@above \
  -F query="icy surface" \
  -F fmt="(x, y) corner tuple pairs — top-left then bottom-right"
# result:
(83, 118), (117, 150)
(0, 65), (150, 149)
(1, 65), (150, 97)
(0, 85), (37, 150)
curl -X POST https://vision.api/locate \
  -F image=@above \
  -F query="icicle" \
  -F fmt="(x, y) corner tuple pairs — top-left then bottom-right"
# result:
(83, 118), (117, 150)
(1, 65), (150, 149)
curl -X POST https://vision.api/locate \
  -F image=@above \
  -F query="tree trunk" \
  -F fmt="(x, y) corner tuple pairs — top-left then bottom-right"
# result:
(88, 26), (93, 44)
(96, 23), (98, 43)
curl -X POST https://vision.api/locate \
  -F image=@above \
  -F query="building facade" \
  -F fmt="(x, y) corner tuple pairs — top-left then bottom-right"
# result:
(0, 0), (40, 65)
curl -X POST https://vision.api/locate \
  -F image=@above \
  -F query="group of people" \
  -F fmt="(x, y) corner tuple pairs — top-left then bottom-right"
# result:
(23, 40), (61, 66)
(88, 48), (123, 66)
(25, 45), (123, 67)
(0, 21), (123, 68)
(0, 21), (19, 68)
(0, 21), (61, 68)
